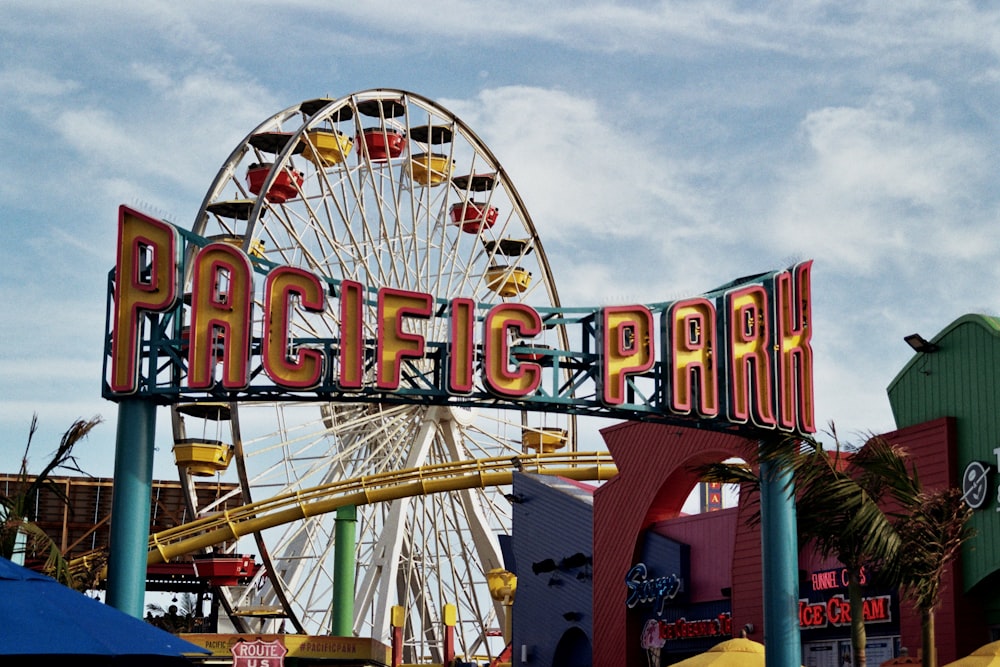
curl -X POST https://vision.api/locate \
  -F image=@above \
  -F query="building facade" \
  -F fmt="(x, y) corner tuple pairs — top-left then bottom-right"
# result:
(511, 313), (1000, 667)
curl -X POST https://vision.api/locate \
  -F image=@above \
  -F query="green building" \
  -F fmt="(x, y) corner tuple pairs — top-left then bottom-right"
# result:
(888, 313), (1000, 631)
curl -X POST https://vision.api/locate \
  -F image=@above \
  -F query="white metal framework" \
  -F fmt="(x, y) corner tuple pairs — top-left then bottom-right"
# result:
(170, 90), (574, 663)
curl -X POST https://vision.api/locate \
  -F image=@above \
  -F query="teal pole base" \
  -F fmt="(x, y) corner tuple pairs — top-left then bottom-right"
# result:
(760, 457), (802, 667)
(105, 398), (156, 618)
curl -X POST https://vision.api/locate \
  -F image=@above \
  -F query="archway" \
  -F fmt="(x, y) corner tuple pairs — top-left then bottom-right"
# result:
(552, 626), (592, 667)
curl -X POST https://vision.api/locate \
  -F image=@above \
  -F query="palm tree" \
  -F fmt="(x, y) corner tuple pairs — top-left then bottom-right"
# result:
(699, 427), (918, 667)
(0, 413), (103, 588)
(889, 486), (973, 667)
(788, 433), (917, 667)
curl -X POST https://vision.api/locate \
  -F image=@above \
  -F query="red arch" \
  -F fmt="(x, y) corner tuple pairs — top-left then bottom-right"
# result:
(593, 421), (760, 667)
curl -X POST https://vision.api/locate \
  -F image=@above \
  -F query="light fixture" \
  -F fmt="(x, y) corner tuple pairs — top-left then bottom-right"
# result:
(904, 333), (939, 354)
(487, 568), (517, 646)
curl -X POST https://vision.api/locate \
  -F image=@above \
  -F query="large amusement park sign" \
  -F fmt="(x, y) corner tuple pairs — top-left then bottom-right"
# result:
(104, 206), (816, 436)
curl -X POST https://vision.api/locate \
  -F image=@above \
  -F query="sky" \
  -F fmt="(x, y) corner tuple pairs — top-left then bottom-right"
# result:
(3, 1), (1000, 481)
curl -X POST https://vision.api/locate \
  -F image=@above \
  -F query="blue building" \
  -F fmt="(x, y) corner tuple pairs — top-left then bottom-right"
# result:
(509, 472), (596, 667)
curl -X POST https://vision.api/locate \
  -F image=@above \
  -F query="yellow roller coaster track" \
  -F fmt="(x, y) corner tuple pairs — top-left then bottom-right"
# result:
(114, 450), (616, 568)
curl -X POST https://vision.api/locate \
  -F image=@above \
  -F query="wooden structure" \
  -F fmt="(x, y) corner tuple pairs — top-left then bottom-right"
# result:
(0, 473), (244, 590)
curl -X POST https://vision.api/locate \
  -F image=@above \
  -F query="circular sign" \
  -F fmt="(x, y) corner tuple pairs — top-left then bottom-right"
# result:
(962, 460), (990, 510)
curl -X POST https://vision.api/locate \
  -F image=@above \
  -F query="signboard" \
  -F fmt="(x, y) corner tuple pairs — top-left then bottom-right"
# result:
(230, 638), (286, 667)
(809, 566), (869, 592)
(182, 634), (391, 663)
(104, 206), (816, 436)
(640, 612), (733, 643)
(800, 567), (895, 632)
(701, 481), (724, 512)
(625, 562), (683, 616)
(799, 594), (892, 629)
(961, 458), (995, 510)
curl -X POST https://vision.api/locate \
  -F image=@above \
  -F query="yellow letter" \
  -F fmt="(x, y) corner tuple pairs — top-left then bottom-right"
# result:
(725, 285), (775, 427)
(483, 303), (542, 397)
(110, 206), (181, 394)
(338, 280), (365, 389)
(263, 266), (326, 389)
(667, 298), (718, 417)
(775, 261), (815, 433)
(187, 243), (254, 390)
(449, 298), (476, 394)
(601, 306), (653, 406)
(376, 288), (433, 390)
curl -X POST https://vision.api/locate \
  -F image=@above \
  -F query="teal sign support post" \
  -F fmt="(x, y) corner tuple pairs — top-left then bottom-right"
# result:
(759, 456), (801, 667)
(105, 398), (157, 618)
(331, 505), (358, 636)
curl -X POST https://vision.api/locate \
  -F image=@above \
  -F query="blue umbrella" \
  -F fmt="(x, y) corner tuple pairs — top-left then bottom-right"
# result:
(0, 556), (209, 665)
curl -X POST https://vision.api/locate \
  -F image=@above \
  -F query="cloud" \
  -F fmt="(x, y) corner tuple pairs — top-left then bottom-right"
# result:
(442, 86), (714, 250)
(0, 59), (285, 320)
(768, 77), (995, 275)
(224, 1), (1000, 64)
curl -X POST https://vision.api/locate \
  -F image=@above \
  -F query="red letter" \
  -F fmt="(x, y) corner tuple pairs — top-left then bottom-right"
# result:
(262, 266), (325, 389)
(110, 207), (181, 393)
(827, 596), (848, 626)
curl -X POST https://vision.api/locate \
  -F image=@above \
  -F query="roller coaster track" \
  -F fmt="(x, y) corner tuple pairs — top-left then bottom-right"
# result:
(139, 450), (617, 566)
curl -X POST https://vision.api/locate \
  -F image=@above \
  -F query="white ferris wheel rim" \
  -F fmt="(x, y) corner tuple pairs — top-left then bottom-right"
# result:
(172, 89), (575, 661)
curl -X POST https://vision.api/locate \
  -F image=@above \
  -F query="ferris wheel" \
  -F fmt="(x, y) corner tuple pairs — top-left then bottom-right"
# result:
(169, 90), (575, 662)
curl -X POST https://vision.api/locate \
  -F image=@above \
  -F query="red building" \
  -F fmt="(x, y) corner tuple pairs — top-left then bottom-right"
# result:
(579, 314), (1000, 666)
(589, 417), (986, 667)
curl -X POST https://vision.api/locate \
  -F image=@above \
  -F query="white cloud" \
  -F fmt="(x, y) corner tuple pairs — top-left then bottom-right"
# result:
(0, 66), (81, 99)
(442, 86), (714, 250)
(768, 78), (994, 274)
(219, 1), (1000, 63)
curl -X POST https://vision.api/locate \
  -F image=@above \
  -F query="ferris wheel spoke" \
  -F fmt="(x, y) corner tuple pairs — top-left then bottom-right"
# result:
(357, 409), (440, 629)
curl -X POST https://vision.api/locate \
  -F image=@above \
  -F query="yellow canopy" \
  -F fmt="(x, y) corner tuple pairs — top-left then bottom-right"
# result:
(666, 638), (766, 667)
(942, 640), (1000, 667)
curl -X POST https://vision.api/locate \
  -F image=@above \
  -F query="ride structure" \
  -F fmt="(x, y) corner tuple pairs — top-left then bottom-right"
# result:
(102, 90), (814, 667)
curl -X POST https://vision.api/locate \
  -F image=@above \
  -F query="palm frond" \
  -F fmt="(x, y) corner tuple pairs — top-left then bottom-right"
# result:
(1, 414), (103, 590)
(893, 487), (974, 611)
